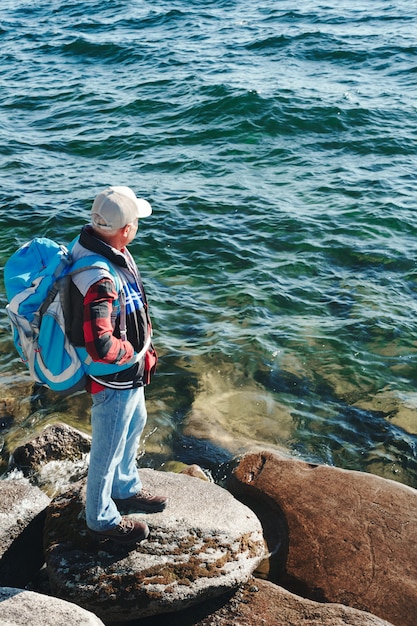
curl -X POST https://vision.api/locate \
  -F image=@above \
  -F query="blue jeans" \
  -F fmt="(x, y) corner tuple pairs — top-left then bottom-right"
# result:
(86, 386), (147, 531)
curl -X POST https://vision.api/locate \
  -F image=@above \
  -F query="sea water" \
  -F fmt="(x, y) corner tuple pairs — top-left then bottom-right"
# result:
(0, 0), (417, 488)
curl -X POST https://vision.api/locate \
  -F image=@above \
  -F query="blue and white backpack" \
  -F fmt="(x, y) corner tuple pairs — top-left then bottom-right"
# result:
(4, 237), (125, 394)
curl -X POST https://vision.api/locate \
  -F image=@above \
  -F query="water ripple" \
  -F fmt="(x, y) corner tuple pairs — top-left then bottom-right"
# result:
(0, 0), (416, 486)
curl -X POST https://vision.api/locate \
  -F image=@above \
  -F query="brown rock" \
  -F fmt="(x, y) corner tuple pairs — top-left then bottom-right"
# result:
(229, 451), (417, 626)
(180, 463), (210, 481)
(194, 578), (395, 626)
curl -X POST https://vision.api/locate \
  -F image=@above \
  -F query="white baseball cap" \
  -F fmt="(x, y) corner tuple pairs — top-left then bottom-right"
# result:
(91, 186), (152, 231)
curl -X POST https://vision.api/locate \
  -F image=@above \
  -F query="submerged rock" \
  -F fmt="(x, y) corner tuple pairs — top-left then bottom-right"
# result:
(183, 369), (293, 458)
(0, 478), (50, 587)
(229, 451), (417, 626)
(0, 587), (104, 626)
(44, 468), (266, 622)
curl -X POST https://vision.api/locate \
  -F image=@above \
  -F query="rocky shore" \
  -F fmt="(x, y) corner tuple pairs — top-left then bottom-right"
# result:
(0, 422), (416, 625)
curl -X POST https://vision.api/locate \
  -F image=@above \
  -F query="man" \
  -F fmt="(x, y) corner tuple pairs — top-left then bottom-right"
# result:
(70, 185), (166, 545)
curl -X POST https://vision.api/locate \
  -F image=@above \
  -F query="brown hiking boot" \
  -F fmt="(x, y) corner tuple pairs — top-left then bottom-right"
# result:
(114, 489), (167, 513)
(88, 516), (149, 545)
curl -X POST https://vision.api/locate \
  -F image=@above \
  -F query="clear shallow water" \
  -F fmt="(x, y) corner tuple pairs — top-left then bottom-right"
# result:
(1, 0), (417, 487)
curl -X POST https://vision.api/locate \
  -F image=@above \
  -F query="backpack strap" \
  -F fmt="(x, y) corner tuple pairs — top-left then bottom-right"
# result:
(67, 255), (128, 341)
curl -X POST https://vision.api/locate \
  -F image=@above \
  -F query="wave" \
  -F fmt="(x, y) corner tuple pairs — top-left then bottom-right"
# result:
(0, 0), (416, 487)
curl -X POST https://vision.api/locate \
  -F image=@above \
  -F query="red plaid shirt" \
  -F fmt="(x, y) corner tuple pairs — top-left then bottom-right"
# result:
(83, 277), (134, 393)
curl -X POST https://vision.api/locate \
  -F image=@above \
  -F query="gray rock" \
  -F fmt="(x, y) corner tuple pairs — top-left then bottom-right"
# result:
(44, 469), (266, 622)
(0, 478), (50, 587)
(11, 422), (91, 474)
(0, 587), (104, 626)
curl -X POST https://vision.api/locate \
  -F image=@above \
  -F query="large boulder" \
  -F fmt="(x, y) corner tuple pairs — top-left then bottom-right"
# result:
(0, 478), (50, 587)
(0, 587), (104, 626)
(229, 451), (417, 626)
(193, 578), (395, 626)
(44, 468), (266, 622)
